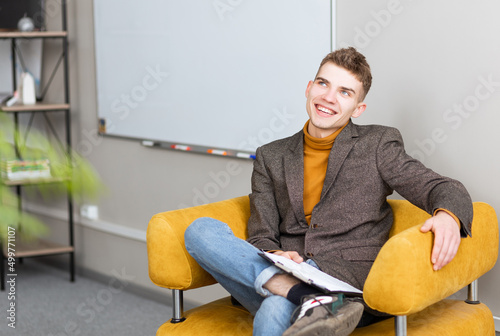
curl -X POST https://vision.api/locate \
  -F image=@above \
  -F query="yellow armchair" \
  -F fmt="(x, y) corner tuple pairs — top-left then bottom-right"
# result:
(147, 197), (498, 336)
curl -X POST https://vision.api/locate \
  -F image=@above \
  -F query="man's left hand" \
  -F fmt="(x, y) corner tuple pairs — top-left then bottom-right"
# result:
(420, 210), (461, 271)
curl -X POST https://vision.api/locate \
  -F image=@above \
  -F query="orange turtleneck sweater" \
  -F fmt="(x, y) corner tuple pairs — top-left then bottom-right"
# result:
(303, 120), (348, 225)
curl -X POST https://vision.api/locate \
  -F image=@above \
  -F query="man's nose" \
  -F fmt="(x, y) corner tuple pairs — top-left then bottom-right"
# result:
(323, 88), (337, 103)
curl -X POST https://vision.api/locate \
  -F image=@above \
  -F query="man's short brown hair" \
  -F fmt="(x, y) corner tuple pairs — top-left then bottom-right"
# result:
(316, 47), (372, 101)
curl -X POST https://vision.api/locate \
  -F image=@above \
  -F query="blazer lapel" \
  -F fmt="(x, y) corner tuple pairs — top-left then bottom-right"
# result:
(321, 121), (359, 199)
(284, 131), (307, 225)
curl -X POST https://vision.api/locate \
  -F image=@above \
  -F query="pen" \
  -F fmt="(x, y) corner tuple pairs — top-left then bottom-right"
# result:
(236, 152), (256, 159)
(142, 140), (157, 147)
(171, 144), (191, 151)
(207, 149), (227, 156)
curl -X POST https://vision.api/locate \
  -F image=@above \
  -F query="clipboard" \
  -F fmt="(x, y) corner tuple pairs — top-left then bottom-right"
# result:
(259, 251), (363, 297)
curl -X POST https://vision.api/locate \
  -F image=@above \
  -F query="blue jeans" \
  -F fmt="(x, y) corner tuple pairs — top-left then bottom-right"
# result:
(184, 217), (298, 336)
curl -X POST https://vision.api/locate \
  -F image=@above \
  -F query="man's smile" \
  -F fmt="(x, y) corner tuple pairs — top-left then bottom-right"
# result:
(316, 104), (336, 116)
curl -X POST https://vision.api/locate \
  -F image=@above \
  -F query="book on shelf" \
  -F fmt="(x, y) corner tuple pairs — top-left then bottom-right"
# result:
(1, 158), (51, 181)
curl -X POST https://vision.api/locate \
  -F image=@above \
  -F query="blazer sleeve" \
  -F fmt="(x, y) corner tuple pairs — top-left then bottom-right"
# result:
(376, 127), (473, 236)
(246, 146), (283, 250)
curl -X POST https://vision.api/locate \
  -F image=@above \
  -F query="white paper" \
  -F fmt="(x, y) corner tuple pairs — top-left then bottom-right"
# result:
(260, 252), (363, 295)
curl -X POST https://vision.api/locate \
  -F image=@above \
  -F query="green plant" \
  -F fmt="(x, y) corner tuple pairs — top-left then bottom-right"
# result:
(0, 112), (104, 243)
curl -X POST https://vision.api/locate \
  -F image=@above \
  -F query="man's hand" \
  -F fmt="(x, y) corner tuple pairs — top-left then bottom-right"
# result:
(420, 211), (461, 271)
(272, 250), (304, 264)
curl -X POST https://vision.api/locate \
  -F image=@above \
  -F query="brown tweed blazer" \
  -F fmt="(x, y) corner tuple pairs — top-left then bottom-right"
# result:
(246, 121), (473, 290)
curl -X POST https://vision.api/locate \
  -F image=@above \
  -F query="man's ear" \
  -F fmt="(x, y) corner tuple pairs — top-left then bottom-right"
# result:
(305, 80), (313, 97)
(352, 102), (367, 118)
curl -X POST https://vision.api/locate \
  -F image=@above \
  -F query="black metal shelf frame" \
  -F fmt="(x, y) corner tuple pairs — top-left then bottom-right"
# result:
(0, 0), (75, 290)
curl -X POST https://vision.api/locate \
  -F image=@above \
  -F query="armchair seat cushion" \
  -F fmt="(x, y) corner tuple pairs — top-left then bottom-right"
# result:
(156, 298), (495, 336)
(157, 297), (253, 336)
(353, 300), (495, 336)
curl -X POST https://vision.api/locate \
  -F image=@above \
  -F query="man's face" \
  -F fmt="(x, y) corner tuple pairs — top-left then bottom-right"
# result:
(305, 62), (367, 138)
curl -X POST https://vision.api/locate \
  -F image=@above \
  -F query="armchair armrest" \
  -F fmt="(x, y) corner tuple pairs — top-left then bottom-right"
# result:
(147, 196), (251, 291)
(364, 202), (498, 316)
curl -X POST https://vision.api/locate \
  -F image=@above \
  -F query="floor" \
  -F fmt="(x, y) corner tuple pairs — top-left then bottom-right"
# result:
(0, 259), (172, 335)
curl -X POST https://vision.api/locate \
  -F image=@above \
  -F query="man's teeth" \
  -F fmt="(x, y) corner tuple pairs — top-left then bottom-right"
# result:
(318, 106), (334, 115)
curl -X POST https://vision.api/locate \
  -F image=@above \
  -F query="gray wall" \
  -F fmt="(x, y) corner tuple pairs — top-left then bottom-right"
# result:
(336, 0), (500, 326)
(28, 0), (499, 328)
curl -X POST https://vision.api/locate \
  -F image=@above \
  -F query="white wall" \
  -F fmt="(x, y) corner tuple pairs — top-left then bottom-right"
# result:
(337, 0), (500, 323)
(26, 0), (499, 326)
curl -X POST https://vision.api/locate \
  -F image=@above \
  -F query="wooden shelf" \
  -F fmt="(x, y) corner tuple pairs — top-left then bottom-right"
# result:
(0, 31), (67, 39)
(2, 239), (74, 258)
(2, 176), (68, 186)
(0, 103), (70, 113)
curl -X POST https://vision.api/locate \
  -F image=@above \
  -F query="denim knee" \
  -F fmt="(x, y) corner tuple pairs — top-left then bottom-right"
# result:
(184, 217), (227, 251)
(185, 217), (209, 249)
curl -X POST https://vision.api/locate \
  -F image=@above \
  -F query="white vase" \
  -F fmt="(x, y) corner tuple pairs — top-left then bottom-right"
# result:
(21, 72), (36, 105)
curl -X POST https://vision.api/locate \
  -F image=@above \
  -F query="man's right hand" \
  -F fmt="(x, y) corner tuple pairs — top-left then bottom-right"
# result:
(272, 250), (304, 264)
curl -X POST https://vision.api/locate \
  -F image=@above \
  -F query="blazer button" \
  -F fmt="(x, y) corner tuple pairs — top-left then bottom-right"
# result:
(307, 252), (314, 257)
(312, 224), (318, 229)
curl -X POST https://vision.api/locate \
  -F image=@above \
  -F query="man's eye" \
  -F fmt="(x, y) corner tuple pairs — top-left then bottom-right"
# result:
(341, 91), (349, 96)
(319, 82), (327, 87)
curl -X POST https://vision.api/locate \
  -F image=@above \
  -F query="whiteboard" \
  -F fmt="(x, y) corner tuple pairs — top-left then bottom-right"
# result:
(93, 0), (333, 156)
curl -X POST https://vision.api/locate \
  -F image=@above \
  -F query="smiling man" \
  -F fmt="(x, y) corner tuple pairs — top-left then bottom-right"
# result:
(184, 47), (472, 336)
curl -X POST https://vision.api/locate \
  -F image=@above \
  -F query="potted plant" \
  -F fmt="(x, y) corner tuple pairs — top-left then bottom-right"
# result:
(0, 112), (104, 243)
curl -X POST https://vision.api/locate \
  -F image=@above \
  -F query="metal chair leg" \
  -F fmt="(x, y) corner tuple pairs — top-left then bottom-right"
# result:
(395, 315), (407, 336)
(466, 280), (480, 304)
(171, 289), (186, 323)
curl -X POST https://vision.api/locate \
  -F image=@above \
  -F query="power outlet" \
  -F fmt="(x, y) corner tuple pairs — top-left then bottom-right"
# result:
(80, 205), (99, 220)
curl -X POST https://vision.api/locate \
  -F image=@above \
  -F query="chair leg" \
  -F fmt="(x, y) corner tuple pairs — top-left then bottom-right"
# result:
(171, 289), (186, 323)
(395, 315), (407, 336)
(466, 280), (480, 304)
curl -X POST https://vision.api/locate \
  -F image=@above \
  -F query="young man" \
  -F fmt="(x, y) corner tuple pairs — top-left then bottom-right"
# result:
(185, 47), (472, 336)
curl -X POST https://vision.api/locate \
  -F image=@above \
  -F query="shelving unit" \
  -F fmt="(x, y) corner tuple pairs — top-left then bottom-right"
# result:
(0, 103), (70, 112)
(0, 0), (74, 290)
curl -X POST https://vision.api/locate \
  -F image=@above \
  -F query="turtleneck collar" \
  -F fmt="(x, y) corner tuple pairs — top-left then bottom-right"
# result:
(303, 120), (348, 150)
